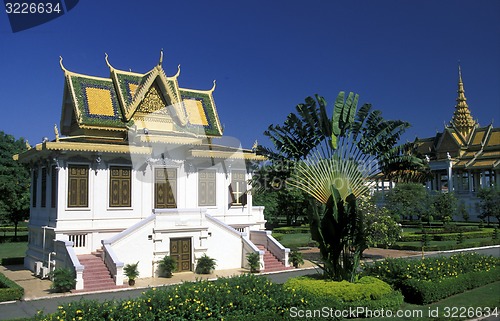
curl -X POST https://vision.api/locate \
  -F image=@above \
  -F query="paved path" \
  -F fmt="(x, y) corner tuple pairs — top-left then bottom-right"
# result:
(0, 246), (498, 321)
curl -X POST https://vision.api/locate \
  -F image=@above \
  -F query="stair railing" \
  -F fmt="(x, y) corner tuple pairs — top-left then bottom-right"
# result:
(101, 242), (124, 286)
(250, 230), (290, 267)
(54, 239), (84, 290)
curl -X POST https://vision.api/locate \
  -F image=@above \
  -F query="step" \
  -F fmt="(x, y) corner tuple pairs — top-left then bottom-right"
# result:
(77, 253), (121, 292)
(254, 244), (292, 272)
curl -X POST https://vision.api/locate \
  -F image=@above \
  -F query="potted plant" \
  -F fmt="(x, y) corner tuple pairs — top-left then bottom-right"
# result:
(246, 252), (261, 273)
(159, 255), (177, 278)
(124, 262), (139, 286)
(195, 254), (216, 274)
(288, 250), (304, 268)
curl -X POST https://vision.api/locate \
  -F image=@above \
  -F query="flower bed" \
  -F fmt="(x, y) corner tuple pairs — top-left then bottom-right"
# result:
(362, 252), (500, 304)
(33, 274), (310, 321)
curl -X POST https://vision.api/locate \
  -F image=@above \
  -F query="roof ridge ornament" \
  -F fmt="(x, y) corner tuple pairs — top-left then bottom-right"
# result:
(105, 53), (114, 70)
(210, 80), (216, 92)
(59, 56), (68, 73)
(54, 124), (60, 142)
(158, 49), (163, 66)
(173, 64), (181, 78)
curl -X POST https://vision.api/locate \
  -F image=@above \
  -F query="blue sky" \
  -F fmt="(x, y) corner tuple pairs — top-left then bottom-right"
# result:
(1, 0), (499, 150)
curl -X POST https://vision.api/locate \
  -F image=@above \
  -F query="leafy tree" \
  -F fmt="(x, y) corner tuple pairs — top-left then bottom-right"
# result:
(253, 186), (309, 226)
(0, 131), (30, 237)
(431, 192), (457, 225)
(255, 92), (424, 281)
(385, 183), (431, 221)
(358, 196), (401, 248)
(458, 201), (469, 222)
(477, 187), (500, 226)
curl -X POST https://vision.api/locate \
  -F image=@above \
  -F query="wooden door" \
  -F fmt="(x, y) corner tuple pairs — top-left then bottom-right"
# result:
(170, 238), (191, 272)
(154, 168), (177, 208)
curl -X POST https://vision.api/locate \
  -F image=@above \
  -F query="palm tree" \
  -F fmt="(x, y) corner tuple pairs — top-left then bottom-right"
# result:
(255, 91), (428, 281)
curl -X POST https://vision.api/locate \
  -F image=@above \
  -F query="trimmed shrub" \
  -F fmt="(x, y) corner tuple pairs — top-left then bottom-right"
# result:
(400, 268), (500, 305)
(0, 272), (24, 302)
(0, 235), (28, 243)
(1, 257), (25, 265)
(285, 275), (393, 301)
(0, 226), (28, 233)
(390, 238), (500, 251)
(284, 275), (403, 317)
(273, 226), (310, 234)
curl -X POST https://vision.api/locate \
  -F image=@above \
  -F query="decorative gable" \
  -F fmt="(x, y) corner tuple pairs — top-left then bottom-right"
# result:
(58, 54), (223, 141)
(435, 129), (462, 159)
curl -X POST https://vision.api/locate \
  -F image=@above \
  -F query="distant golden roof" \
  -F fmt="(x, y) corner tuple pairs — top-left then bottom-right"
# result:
(451, 65), (477, 140)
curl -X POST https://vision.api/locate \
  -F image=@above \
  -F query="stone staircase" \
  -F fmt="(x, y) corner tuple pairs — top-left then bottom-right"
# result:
(75, 252), (124, 292)
(256, 245), (293, 272)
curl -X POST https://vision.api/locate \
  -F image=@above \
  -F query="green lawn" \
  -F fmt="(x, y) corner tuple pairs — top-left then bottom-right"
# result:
(276, 233), (315, 249)
(360, 281), (500, 320)
(0, 242), (27, 261)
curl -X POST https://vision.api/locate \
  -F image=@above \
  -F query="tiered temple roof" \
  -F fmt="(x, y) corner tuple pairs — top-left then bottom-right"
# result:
(59, 52), (222, 140)
(416, 66), (499, 170)
(15, 53), (265, 162)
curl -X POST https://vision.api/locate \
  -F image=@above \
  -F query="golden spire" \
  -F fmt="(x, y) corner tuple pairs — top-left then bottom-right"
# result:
(451, 64), (476, 139)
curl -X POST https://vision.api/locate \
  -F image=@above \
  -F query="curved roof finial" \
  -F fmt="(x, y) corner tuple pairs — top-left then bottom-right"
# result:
(105, 53), (114, 70)
(210, 79), (217, 92)
(172, 64), (181, 78)
(158, 48), (164, 66)
(59, 56), (68, 72)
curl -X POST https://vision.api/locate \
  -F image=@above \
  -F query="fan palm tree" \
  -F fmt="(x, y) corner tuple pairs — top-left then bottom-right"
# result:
(255, 91), (428, 281)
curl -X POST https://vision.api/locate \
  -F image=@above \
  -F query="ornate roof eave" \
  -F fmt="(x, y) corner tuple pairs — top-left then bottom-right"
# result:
(15, 141), (153, 163)
(188, 149), (266, 161)
(136, 134), (204, 145)
(78, 124), (128, 132)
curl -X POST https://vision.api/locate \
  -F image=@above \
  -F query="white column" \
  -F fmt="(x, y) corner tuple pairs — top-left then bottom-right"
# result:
(447, 160), (453, 192)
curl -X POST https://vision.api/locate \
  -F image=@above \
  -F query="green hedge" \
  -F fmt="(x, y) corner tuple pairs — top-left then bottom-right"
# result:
(400, 231), (492, 242)
(272, 232), (284, 241)
(0, 227), (28, 233)
(273, 226), (310, 234)
(0, 272), (24, 302)
(400, 234), (423, 242)
(1, 257), (25, 265)
(391, 238), (500, 251)
(400, 268), (500, 305)
(284, 276), (404, 317)
(0, 235), (28, 243)
(285, 276), (393, 301)
(432, 231), (492, 241)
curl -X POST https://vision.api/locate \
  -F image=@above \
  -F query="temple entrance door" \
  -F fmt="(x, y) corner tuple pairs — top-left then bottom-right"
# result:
(170, 238), (191, 272)
(154, 168), (177, 208)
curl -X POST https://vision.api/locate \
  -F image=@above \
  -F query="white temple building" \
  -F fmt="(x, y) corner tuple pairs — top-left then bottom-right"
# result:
(15, 53), (289, 291)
